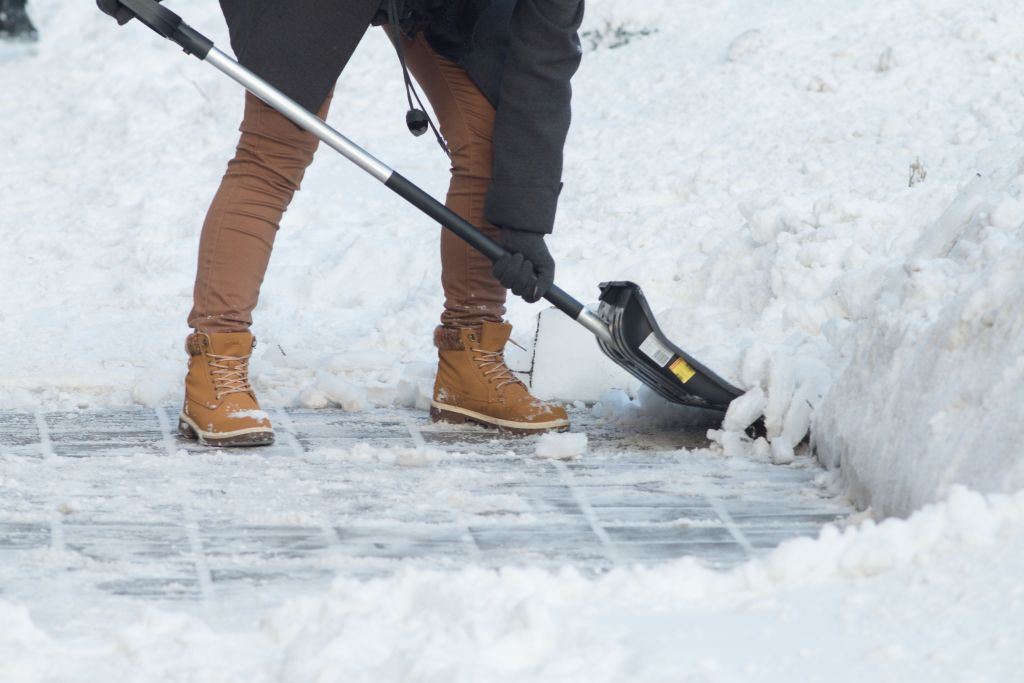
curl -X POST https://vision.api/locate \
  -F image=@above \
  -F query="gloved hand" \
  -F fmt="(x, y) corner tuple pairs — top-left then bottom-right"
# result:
(96, 0), (155, 26)
(492, 227), (555, 304)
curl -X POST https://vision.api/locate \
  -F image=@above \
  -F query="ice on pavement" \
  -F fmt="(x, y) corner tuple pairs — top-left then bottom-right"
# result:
(0, 406), (853, 641)
(534, 432), (587, 459)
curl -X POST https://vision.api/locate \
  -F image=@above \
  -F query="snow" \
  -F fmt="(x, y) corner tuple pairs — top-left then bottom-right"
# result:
(1, 487), (1022, 681)
(815, 148), (1024, 516)
(2, 0), (1024, 679)
(229, 409), (269, 421)
(534, 431), (587, 459)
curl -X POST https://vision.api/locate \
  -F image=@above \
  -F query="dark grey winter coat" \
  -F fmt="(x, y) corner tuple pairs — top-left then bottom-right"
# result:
(217, 0), (584, 234)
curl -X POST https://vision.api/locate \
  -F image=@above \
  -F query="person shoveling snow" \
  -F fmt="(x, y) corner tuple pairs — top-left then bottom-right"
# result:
(96, 0), (746, 446)
(97, 0), (585, 444)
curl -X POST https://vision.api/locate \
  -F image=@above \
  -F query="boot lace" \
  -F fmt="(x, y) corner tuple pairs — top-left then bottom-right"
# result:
(208, 353), (254, 400)
(472, 348), (523, 390)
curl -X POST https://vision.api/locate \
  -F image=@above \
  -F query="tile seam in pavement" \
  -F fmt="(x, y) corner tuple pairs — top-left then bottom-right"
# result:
(33, 410), (65, 554)
(274, 407), (350, 559)
(404, 416), (483, 560)
(155, 406), (215, 603)
(675, 451), (757, 556)
(707, 496), (756, 555)
(552, 460), (622, 565)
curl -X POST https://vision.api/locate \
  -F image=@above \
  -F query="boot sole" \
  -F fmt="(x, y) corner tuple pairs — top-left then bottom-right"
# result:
(430, 402), (569, 435)
(178, 414), (275, 447)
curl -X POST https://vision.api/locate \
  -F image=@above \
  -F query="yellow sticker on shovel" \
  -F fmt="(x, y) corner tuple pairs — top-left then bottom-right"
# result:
(669, 357), (697, 383)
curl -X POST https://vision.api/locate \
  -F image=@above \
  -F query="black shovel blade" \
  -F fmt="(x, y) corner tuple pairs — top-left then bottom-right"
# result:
(595, 281), (742, 411)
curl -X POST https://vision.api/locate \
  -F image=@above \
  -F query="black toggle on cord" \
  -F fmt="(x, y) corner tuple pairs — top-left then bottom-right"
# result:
(388, 0), (450, 159)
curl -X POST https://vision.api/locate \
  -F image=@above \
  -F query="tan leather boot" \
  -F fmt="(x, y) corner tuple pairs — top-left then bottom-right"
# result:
(178, 331), (275, 447)
(431, 322), (569, 433)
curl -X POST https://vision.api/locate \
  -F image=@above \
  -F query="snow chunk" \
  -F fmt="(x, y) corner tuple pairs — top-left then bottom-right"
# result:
(301, 373), (367, 411)
(337, 443), (448, 467)
(725, 29), (765, 63)
(989, 195), (1024, 230)
(722, 387), (765, 433)
(230, 409), (269, 421)
(535, 432), (588, 460)
(131, 380), (166, 408)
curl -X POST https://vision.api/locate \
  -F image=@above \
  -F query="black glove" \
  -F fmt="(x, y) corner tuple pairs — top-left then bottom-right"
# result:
(96, 0), (154, 26)
(491, 228), (555, 304)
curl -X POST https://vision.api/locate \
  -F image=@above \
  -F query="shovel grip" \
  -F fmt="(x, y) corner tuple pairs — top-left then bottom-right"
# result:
(113, 0), (212, 58)
(385, 173), (585, 318)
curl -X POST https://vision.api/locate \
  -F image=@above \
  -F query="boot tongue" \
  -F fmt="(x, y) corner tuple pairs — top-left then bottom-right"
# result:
(478, 322), (512, 352)
(208, 332), (255, 358)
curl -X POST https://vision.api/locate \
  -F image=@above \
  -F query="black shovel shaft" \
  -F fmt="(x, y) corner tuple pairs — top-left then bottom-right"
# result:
(384, 173), (584, 318)
(111, 0), (588, 323)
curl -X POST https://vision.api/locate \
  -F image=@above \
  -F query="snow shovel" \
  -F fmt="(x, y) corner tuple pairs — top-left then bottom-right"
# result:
(108, 0), (745, 412)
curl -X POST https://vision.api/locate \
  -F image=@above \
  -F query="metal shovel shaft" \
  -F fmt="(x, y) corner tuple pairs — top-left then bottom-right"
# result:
(206, 49), (391, 182)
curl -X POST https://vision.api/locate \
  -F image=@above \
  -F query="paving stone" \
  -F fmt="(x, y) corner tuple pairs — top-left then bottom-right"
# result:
(210, 567), (335, 589)
(0, 414), (44, 449)
(594, 506), (720, 525)
(604, 525), (736, 545)
(0, 523), (50, 550)
(64, 522), (193, 563)
(619, 542), (749, 566)
(202, 526), (331, 560)
(96, 577), (201, 600)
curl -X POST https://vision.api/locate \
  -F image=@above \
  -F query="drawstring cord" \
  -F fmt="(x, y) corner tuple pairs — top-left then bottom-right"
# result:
(388, 0), (451, 159)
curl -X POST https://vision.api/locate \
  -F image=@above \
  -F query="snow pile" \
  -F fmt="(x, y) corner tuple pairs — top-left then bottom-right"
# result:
(815, 147), (1024, 516)
(0, 603), (51, 682)
(548, 0), (1024, 484)
(534, 432), (587, 459)
(2, 487), (1022, 681)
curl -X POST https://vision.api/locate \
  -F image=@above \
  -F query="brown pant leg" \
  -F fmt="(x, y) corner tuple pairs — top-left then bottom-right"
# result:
(188, 91), (333, 333)
(397, 32), (507, 328)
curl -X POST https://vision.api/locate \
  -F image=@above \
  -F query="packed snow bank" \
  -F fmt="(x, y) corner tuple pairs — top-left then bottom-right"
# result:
(2, 486), (1022, 681)
(815, 148), (1024, 517)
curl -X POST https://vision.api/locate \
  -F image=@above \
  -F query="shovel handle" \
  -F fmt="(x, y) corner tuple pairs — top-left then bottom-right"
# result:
(384, 173), (584, 318)
(116, 0), (211, 57)
(107, 0), (613, 343)
(386, 172), (611, 341)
